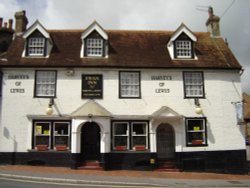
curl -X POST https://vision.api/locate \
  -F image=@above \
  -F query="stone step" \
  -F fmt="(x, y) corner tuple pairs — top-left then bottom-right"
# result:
(78, 160), (103, 170)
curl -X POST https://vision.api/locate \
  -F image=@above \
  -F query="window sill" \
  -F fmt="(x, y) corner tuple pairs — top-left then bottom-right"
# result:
(27, 149), (71, 153)
(111, 150), (150, 153)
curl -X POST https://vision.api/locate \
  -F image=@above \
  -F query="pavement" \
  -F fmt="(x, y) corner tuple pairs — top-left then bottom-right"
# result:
(0, 165), (250, 187)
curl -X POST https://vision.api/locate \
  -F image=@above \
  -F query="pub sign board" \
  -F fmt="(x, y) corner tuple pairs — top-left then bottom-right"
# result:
(82, 74), (103, 99)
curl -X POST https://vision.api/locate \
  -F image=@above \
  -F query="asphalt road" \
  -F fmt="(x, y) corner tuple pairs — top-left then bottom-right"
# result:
(1, 176), (250, 188)
(0, 177), (162, 188)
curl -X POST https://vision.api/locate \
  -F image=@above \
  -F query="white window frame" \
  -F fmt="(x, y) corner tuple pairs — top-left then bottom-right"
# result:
(131, 122), (148, 150)
(183, 71), (204, 98)
(175, 40), (192, 58)
(35, 70), (57, 97)
(53, 122), (71, 150)
(186, 118), (207, 146)
(34, 121), (51, 150)
(28, 37), (46, 56)
(112, 122), (129, 150)
(119, 71), (140, 98)
(112, 121), (149, 151)
(86, 38), (103, 57)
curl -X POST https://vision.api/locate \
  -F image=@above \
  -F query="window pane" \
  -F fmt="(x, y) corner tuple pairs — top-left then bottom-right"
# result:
(114, 123), (128, 135)
(28, 37), (45, 56)
(34, 122), (51, 148)
(114, 136), (128, 147)
(55, 136), (69, 147)
(36, 136), (50, 146)
(132, 136), (146, 146)
(35, 123), (50, 135)
(132, 122), (147, 135)
(86, 38), (103, 57)
(35, 71), (56, 97)
(176, 40), (192, 58)
(184, 72), (204, 97)
(54, 123), (69, 135)
(186, 118), (206, 146)
(120, 72), (140, 98)
(187, 119), (204, 131)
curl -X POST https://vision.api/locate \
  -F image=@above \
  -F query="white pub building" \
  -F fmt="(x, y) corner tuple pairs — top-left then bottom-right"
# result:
(0, 9), (247, 173)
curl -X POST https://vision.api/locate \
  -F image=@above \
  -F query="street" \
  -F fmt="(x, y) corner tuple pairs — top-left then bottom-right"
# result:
(1, 176), (250, 188)
(0, 177), (161, 188)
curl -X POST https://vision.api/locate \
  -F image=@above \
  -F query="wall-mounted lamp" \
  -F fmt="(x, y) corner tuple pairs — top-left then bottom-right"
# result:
(194, 98), (203, 114)
(46, 98), (54, 115)
(65, 68), (75, 76)
(88, 113), (93, 122)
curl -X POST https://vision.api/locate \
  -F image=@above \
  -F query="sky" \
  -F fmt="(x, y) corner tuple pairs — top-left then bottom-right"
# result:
(0, 0), (249, 94)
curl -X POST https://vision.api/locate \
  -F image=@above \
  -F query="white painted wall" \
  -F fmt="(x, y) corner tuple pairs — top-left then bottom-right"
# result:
(0, 68), (245, 153)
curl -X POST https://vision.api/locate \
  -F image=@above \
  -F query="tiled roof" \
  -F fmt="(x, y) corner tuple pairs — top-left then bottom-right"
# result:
(0, 29), (242, 69)
(243, 93), (250, 120)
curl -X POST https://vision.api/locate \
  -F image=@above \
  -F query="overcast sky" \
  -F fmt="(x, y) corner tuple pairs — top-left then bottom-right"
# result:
(0, 0), (249, 94)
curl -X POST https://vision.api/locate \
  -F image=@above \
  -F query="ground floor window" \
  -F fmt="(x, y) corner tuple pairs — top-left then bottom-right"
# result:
(33, 120), (71, 151)
(185, 117), (207, 146)
(112, 120), (149, 151)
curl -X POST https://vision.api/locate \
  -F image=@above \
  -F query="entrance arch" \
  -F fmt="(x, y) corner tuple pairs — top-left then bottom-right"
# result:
(156, 124), (175, 159)
(81, 122), (100, 160)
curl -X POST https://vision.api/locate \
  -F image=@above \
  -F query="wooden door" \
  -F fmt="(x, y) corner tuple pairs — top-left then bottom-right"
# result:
(157, 124), (175, 159)
(81, 122), (100, 160)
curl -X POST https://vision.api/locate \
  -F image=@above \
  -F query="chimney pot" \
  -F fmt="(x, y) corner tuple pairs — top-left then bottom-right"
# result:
(8, 19), (13, 29)
(15, 10), (28, 34)
(0, 18), (2, 28)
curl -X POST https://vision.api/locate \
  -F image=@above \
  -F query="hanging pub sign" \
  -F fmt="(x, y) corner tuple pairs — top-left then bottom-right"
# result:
(82, 74), (103, 99)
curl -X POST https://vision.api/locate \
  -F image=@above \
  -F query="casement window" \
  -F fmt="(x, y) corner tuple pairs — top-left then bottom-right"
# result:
(35, 70), (57, 97)
(112, 121), (148, 151)
(33, 121), (71, 151)
(27, 37), (46, 56)
(119, 71), (141, 98)
(183, 71), (204, 98)
(185, 118), (207, 146)
(86, 38), (103, 57)
(175, 40), (192, 58)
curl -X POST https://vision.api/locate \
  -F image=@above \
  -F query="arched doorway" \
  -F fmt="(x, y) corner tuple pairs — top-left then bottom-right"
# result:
(156, 124), (175, 159)
(81, 122), (100, 160)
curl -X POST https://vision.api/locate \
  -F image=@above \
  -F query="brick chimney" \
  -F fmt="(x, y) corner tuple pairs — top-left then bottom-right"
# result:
(15, 10), (28, 34)
(0, 17), (14, 54)
(206, 6), (220, 37)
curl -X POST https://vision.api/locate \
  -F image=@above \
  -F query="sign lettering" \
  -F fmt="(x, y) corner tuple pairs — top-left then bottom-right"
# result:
(82, 74), (103, 99)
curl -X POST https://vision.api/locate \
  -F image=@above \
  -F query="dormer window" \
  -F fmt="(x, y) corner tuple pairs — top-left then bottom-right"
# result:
(174, 32), (194, 59)
(167, 23), (197, 60)
(22, 20), (53, 58)
(86, 38), (103, 57)
(81, 21), (108, 58)
(27, 37), (46, 56)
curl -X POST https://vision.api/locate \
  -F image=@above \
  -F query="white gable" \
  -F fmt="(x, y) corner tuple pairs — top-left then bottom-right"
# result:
(151, 106), (184, 119)
(71, 100), (112, 117)
(167, 23), (197, 47)
(167, 23), (197, 60)
(81, 21), (108, 40)
(23, 20), (51, 40)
